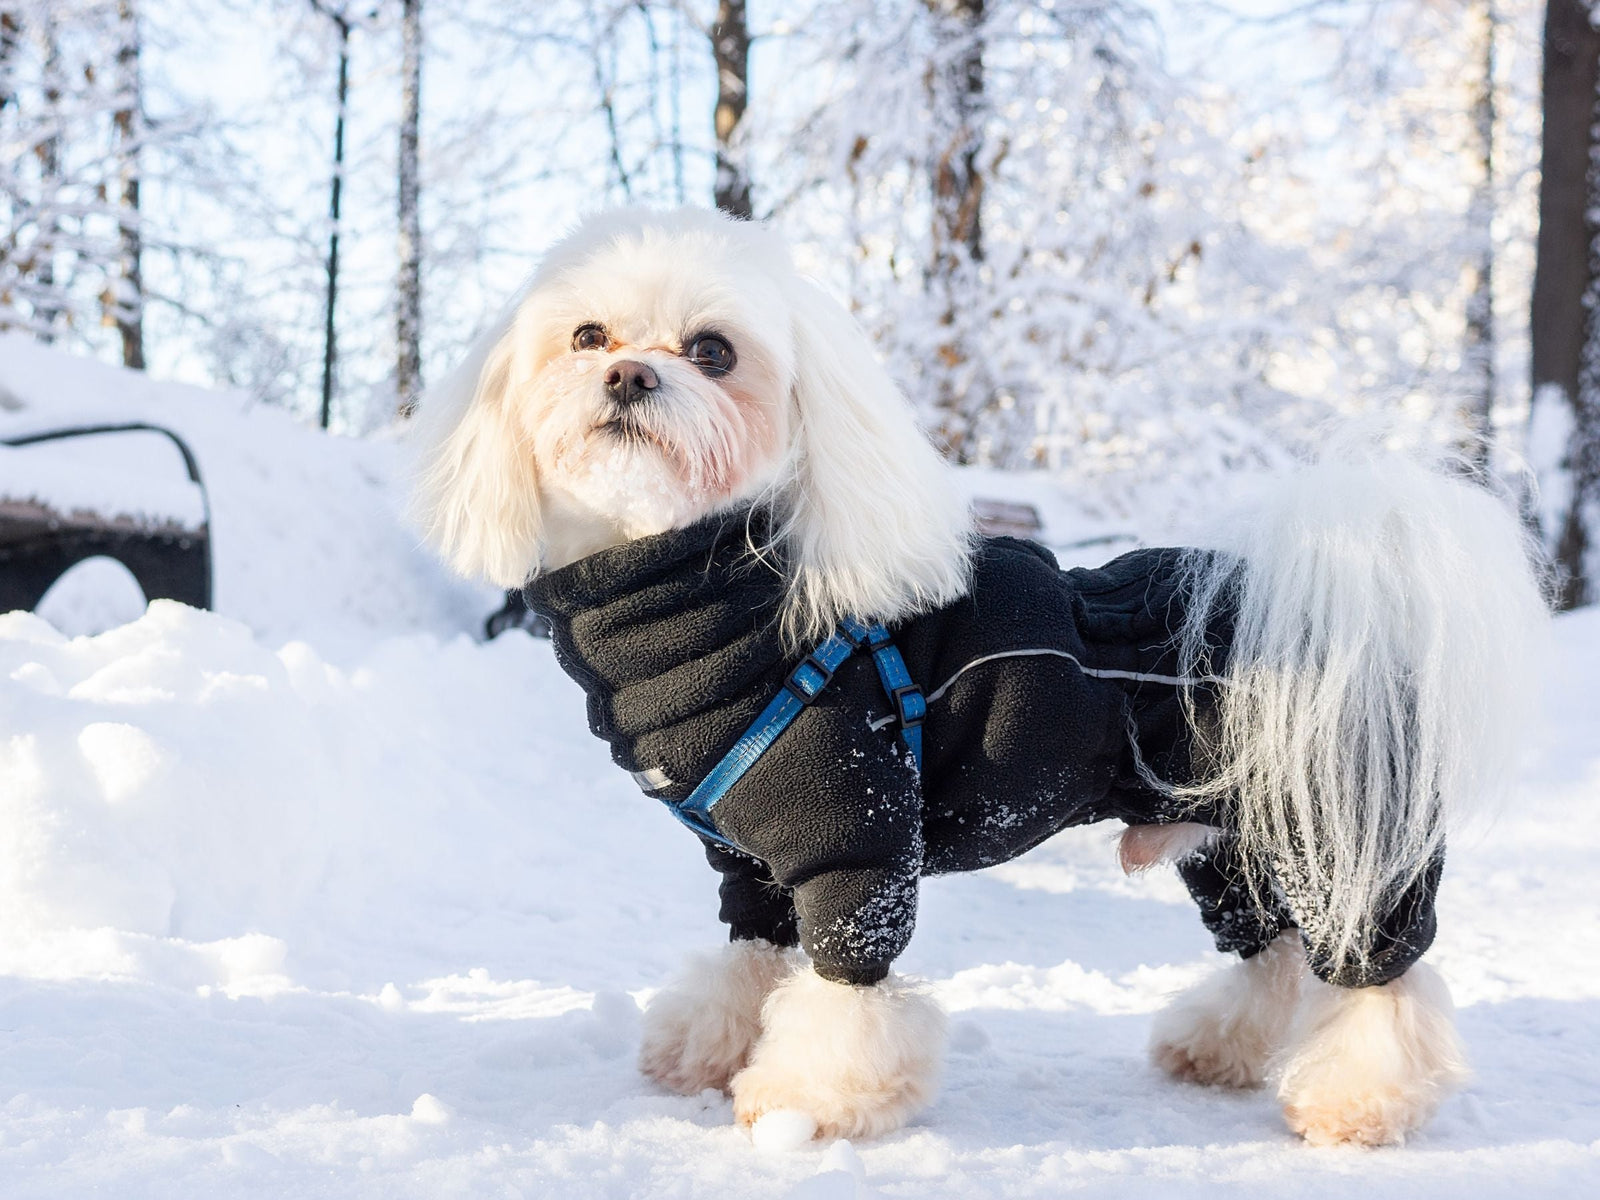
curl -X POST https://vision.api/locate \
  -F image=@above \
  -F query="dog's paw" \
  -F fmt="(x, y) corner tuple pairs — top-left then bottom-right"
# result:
(1282, 1086), (1440, 1147)
(1152, 1028), (1270, 1090)
(1150, 932), (1303, 1089)
(1275, 964), (1468, 1146)
(639, 940), (800, 1095)
(730, 968), (945, 1140)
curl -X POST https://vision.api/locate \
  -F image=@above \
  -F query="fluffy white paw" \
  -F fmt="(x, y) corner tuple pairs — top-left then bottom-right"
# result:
(731, 969), (946, 1140)
(1150, 931), (1304, 1089)
(639, 940), (801, 1095)
(1275, 962), (1469, 1146)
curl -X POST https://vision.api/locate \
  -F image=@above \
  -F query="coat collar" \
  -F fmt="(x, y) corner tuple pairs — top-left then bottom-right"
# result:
(522, 504), (781, 623)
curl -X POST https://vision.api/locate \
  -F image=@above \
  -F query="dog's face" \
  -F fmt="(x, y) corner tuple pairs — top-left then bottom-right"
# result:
(504, 221), (800, 561)
(413, 207), (973, 642)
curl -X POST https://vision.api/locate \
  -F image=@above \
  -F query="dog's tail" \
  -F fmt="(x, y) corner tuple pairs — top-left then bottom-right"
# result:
(1172, 445), (1548, 981)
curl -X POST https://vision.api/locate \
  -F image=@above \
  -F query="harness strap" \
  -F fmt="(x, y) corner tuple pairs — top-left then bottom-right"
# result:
(659, 619), (925, 850)
(852, 620), (926, 770)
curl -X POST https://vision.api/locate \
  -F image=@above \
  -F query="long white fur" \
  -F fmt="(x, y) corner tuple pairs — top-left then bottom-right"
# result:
(766, 276), (975, 644)
(1275, 961), (1468, 1145)
(1170, 448), (1548, 979)
(638, 939), (802, 1095)
(1150, 929), (1305, 1089)
(408, 207), (974, 647)
(410, 301), (540, 587)
(730, 968), (947, 1139)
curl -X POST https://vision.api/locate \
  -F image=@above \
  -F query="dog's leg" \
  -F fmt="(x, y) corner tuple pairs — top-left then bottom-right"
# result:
(730, 968), (946, 1139)
(639, 939), (801, 1095)
(1150, 929), (1304, 1088)
(1274, 960), (1468, 1146)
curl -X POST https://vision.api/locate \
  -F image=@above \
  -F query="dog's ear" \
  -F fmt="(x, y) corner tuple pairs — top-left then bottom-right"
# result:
(777, 279), (973, 642)
(410, 309), (543, 587)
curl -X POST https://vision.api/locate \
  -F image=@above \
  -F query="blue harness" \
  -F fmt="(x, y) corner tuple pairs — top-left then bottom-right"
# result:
(645, 617), (926, 851)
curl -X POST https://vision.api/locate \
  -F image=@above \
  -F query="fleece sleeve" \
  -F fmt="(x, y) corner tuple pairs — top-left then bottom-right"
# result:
(789, 860), (922, 985)
(1296, 851), (1443, 989)
(704, 841), (799, 948)
(1177, 836), (1292, 960)
(1178, 836), (1441, 989)
(708, 654), (927, 986)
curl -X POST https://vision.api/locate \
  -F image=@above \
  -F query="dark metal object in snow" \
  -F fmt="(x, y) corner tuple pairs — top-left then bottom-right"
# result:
(971, 497), (1042, 539)
(486, 588), (552, 640)
(0, 423), (213, 613)
(972, 499), (1139, 553)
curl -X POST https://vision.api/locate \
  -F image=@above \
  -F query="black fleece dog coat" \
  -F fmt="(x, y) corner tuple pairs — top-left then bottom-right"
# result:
(524, 508), (1437, 989)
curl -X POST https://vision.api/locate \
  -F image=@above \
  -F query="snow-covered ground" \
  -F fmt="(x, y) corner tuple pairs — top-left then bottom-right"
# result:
(1, 337), (1596, 1198)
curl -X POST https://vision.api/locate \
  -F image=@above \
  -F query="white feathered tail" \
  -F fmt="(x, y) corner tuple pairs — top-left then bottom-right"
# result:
(1173, 450), (1547, 980)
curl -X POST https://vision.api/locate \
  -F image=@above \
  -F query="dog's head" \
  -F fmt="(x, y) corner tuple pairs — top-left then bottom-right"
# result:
(412, 207), (972, 642)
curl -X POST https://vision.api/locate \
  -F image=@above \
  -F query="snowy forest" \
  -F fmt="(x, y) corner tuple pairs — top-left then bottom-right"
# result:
(4, 4), (1600, 1197)
(2, 0), (1597, 607)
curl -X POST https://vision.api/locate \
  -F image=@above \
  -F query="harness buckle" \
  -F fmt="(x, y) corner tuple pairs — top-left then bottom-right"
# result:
(783, 654), (835, 704)
(891, 683), (927, 729)
(836, 617), (870, 648)
(837, 617), (890, 650)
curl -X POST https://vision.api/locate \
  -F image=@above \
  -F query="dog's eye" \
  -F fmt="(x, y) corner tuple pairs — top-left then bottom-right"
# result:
(687, 333), (735, 375)
(572, 324), (610, 352)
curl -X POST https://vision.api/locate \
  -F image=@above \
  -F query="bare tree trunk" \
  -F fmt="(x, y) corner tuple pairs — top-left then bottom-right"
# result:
(111, 0), (145, 370)
(396, 0), (422, 416)
(926, 0), (985, 462)
(711, 0), (752, 218)
(594, 26), (632, 199)
(669, 3), (684, 204)
(32, 7), (62, 341)
(1462, 0), (1497, 467)
(312, 2), (352, 430)
(0, 5), (20, 118)
(0, 6), (19, 333)
(1531, 0), (1600, 609)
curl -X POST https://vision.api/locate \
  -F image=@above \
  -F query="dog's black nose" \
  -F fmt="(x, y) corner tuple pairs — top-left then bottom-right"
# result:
(603, 360), (660, 406)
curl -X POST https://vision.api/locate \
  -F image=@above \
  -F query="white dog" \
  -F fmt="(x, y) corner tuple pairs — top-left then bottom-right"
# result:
(411, 207), (1546, 1147)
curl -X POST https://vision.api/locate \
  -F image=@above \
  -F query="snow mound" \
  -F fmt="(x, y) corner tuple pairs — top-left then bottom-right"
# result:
(0, 331), (493, 653)
(752, 1108), (819, 1151)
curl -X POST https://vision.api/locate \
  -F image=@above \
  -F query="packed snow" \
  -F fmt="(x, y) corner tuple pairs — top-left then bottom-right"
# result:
(1, 337), (1596, 1198)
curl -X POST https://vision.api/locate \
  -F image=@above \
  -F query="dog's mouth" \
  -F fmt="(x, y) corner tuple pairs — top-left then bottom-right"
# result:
(598, 414), (647, 441)
(595, 409), (674, 460)
(586, 404), (716, 493)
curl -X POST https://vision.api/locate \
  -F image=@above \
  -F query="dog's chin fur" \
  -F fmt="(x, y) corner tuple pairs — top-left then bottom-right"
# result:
(639, 940), (802, 1096)
(730, 969), (947, 1140)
